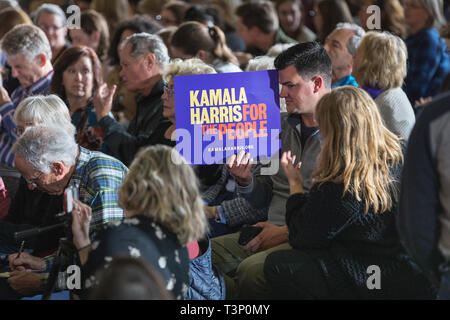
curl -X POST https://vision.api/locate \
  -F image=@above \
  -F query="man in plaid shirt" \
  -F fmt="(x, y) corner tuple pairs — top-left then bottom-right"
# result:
(2, 125), (127, 298)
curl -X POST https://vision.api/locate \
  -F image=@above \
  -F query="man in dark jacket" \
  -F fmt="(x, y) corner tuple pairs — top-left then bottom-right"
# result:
(94, 33), (169, 166)
(398, 92), (450, 299)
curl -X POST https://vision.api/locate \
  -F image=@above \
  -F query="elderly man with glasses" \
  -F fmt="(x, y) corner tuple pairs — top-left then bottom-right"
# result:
(0, 123), (127, 299)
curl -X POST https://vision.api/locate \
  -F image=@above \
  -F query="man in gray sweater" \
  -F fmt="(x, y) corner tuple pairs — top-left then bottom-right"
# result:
(211, 42), (332, 299)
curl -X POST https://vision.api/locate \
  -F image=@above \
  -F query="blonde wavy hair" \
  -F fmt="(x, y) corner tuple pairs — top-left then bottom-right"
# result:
(312, 86), (403, 213)
(353, 31), (407, 90)
(163, 58), (217, 84)
(118, 145), (208, 245)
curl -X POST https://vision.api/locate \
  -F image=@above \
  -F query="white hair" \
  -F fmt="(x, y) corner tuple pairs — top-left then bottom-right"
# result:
(245, 55), (286, 112)
(13, 125), (78, 173)
(14, 95), (75, 137)
(245, 56), (275, 71)
(335, 22), (366, 55)
(266, 43), (296, 58)
(1, 24), (52, 62)
(0, 0), (20, 11)
(120, 32), (169, 69)
(33, 3), (67, 26)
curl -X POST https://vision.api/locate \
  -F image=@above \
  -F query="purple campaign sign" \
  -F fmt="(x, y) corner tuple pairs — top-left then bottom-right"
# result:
(174, 70), (281, 165)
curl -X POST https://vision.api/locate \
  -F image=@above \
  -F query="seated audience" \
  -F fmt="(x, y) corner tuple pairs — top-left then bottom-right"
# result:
(170, 21), (242, 73)
(106, 15), (162, 124)
(0, 24), (54, 169)
(264, 86), (434, 299)
(313, 0), (353, 44)
(212, 42), (331, 299)
(353, 31), (415, 141)
(323, 22), (365, 88)
(5, 124), (127, 298)
(158, 1), (188, 27)
(403, 0), (449, 104)
(234, 1), (297, 65)
(69, 10), (110, 68)
(94, 32), (169, 166)
(0, 95), (75, 258)
(33, 3), (70, 64)
(0, 7), (32, 95)
(275, 0), (317, 43)
(71, 145), (208, 299)
(398, 92), (450, 300)
(51, 46), (110, 152)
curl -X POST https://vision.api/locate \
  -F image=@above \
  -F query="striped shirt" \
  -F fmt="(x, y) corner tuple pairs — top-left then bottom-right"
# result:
(69, 147), (128, 228)
(0, 71), (54, 166)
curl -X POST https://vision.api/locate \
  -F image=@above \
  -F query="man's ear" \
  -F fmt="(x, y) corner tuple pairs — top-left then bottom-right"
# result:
(36, 53), (48, 67)
(52, 162), (65, 176)
(195, 50), (207, 62)
(144, 52), (156, 71)
(312, 76), (324, 93)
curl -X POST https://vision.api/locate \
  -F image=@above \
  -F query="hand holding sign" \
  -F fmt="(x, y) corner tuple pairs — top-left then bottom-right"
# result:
(226, 150), (253, 186)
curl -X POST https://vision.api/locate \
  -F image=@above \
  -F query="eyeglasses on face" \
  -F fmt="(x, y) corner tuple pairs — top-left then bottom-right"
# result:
(24, 171), (44, 188)
(163, 83), (175, 96)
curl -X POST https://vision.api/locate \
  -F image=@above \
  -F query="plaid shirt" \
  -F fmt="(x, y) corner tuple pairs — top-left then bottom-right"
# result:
(69, 147), (128, 228)
(0, 71), (54, 166)
(405, 28), (450, 103)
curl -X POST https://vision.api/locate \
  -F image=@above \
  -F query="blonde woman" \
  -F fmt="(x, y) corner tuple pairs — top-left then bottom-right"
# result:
(72, 145), (209, 299)
(353, 31), (415, 140)
(264, 86), (434, 299)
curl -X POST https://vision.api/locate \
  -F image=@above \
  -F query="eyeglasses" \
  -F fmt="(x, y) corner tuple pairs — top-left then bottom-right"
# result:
(163, 83), (175, 97)
(24, 171), (44, 188)
(38, 25), (64, 32)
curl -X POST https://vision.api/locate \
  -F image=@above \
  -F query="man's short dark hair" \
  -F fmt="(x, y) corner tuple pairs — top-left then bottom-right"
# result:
(274, 42), (332, 89)
(235, 1), (278, 34)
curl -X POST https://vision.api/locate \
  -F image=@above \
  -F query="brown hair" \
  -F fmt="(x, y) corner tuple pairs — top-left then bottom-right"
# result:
(171, 21), (238, 65)
(235, 0), (279, 34)
(161, 1), (188, 25)
(317, 0), (353, 43)
(78, 9), (110, 62)
(51, 46), (103, 104)
(91, 0), (131, 35)
(0, 8), (32, 40)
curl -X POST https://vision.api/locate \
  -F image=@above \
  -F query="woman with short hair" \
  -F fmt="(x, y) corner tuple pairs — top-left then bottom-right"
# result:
(353, 31), (415, 140)
(264, 86), (434, 299)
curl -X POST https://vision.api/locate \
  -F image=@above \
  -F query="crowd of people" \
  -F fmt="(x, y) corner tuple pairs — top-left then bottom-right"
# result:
(0, 0), (449, 300)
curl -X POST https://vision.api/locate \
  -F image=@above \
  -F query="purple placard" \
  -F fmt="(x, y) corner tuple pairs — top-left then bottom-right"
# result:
(174, 70), (281, 165)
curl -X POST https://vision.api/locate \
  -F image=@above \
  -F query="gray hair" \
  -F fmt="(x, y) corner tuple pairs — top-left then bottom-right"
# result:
(245, 56), (275, 71)
(1, 24), (52, 62)
(13, 125), (78, 173)
(0, 0), (20, 11)
(14, 95), (75, 137)
(33, 3), (67, 26)
(335, 22), (366, 55)
(419, 0), (446, 29)
(266, 43), (296, 58)
(120, 32), (169, 69)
